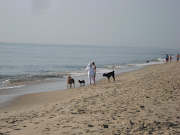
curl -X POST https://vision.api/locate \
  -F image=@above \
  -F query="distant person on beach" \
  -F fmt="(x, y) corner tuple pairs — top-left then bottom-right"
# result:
(86, 63), (95, 85)
(92, 62), (96, 83)
(165, 54), (169, 63)
(176, 53), (179, 61)
(169, 55), (172, 62)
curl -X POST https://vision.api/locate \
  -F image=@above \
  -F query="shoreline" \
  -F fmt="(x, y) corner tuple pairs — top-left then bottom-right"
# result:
(0, 62), (179, 135)
(0, 72), (105, 108)
(0, 63), (155, 110)
(0, 62), (154, 108)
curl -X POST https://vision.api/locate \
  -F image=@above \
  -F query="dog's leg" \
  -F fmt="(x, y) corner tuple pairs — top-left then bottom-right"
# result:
(108, 77), (110, 82)
(112, 74), (115, 81)
(70, 84), (72, 88)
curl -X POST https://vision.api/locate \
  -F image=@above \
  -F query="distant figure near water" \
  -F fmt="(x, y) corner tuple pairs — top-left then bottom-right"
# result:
(92, 62), (96, 83)
(165, 54), (169, 63)
(176, 53), (179, 61)
(86, 63), (95, 85)
(169, 55), (172, 62)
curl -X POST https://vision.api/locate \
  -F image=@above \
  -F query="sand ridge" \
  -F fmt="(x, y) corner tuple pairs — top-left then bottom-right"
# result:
(0, 62), (179, 135)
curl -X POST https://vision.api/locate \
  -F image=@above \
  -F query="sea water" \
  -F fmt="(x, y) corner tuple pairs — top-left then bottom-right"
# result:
(0, 42), (177, 105)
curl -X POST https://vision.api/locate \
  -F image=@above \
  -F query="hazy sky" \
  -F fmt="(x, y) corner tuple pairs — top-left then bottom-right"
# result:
(0, 0), (179, 48)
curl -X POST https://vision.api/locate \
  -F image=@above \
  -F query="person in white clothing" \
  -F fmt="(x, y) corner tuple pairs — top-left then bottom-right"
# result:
(86, 63), (95, 85)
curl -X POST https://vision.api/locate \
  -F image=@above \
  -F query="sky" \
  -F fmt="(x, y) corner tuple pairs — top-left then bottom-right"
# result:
(0, 0), (180, 48)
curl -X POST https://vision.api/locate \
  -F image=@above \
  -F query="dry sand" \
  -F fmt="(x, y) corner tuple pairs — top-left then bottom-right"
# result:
(0, 62), (179, 135)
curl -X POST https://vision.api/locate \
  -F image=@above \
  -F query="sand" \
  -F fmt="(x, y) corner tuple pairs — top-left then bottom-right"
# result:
(0, 62), (179, 135)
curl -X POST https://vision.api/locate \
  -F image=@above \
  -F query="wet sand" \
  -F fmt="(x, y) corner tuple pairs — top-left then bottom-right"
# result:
(0, 62), (179, 135)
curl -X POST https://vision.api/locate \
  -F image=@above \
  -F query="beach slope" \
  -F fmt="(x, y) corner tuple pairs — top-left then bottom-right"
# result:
(0, 62), (180, 135)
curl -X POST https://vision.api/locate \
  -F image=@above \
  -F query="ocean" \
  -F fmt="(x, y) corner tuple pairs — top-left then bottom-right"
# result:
(0, 42), (177, 106)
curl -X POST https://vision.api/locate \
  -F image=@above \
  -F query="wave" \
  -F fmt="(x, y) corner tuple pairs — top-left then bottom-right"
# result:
(102, 58), (164, 72)
(105, 64), (134, 69)
(126, 61), (164, 67)
(157, 58), (166, 62)
(0, 85), (26, 90)
(2, 79), (11, 85)
(1, 73), (65, 83)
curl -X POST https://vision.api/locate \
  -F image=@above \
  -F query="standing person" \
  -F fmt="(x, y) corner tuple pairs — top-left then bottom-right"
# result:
(169, 55), (172, 62)
(92, 62), (96, 83)
(86, 63), (95, 85)
(176, 53), (179, 61)
(165, 54), (169, 63)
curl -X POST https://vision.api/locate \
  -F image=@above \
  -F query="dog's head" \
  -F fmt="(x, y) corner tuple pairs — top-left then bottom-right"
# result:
(68, 76), (71, 79)
(67, 76), (72, 83)
(103, 73), (106, 77)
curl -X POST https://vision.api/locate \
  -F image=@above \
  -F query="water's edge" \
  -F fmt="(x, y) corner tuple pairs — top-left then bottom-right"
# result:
(0, 63), (162, 108)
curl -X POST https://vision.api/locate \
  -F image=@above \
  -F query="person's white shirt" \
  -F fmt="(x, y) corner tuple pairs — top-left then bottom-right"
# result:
(86, 66), (94, 76)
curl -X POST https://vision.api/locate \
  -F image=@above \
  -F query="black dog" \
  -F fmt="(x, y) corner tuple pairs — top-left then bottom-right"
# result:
(78, 80), (85, 86)
(103, 71), (115, 82)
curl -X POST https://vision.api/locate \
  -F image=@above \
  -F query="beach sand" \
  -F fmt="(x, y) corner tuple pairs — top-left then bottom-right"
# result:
(0, 62), (179, 135)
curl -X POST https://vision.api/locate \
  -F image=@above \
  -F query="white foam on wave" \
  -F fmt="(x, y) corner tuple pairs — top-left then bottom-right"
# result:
(157, 58), (165, 62)
(69, 69), (87, 77)
(70, 72), (86, 77)
(96, 68), (113, 73)
(2, 79), (11, 85)
(127, 61), (164, 67)
(105, 65), (116, 68)
(0, 85), (26, 90)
